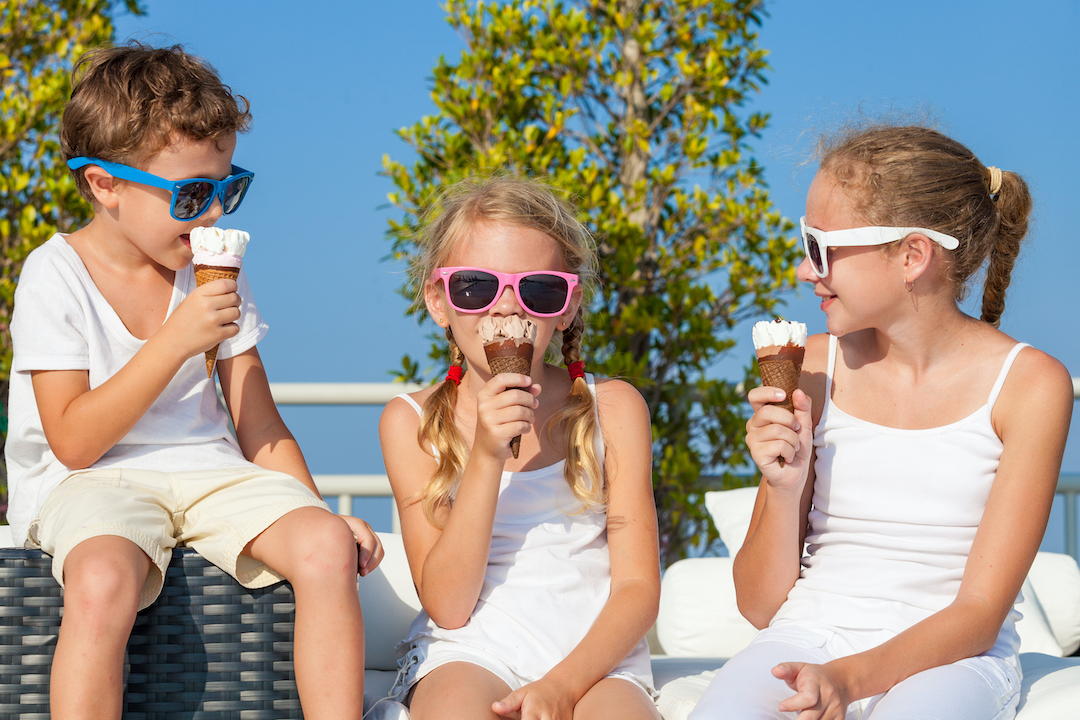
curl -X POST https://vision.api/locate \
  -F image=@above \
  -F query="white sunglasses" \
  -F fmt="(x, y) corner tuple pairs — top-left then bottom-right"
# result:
(799, 216), (961, 278)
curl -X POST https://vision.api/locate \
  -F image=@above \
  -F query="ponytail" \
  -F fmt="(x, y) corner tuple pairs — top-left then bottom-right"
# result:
(979, 169), (1031, 327)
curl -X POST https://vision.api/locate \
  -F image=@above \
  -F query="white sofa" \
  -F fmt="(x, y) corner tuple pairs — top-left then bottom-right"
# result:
(359, 488), (1080, 719)
(6, 503), (1080, 720)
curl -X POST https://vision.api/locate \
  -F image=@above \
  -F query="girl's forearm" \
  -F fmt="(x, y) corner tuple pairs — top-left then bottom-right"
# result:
(733, 483), (807, 627)
(416, 453), (504, 628)
(827, 596), (1007, 703)
(544, 577), (660, 703)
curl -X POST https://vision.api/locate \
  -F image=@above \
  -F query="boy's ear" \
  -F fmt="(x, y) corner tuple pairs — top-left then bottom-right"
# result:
(424, 281), (448, 328)
(81, 165), (122, 210)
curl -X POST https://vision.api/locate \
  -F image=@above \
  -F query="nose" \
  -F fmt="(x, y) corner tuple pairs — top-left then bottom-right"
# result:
(200, 194), (225, 223)
(795, 254), (819, 284)
(491, 283), (524, 316)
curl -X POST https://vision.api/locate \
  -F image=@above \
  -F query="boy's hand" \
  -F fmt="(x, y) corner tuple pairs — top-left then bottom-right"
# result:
(161, 278), (241, 359)
(342, 516), (384, 577)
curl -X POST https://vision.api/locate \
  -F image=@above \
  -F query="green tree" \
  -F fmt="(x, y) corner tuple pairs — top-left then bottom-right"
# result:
(385, 0), (799, 565)
(0, 0), (144, 521)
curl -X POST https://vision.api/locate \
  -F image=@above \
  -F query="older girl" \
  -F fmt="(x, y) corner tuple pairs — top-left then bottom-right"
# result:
(691, 125), (1072, 720)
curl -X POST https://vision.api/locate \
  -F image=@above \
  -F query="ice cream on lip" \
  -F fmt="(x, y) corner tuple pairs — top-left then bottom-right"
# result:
(478, 316), (538, 346)
(190, 226), (249, 269)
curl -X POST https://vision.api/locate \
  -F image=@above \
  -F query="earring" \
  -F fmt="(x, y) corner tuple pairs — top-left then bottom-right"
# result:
(905, 279), (914, 293)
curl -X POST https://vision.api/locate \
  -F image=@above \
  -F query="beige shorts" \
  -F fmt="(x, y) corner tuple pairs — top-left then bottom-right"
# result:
(30, 467), (330, 610)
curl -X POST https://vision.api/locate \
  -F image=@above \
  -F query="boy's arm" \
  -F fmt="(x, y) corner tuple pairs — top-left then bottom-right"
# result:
(32, 277), (242, 469)
(218, 347), (382, 574)
(216, 346), (316, 492)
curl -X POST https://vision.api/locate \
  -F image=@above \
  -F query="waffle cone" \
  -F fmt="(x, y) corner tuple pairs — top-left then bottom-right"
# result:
(195, 265), (241, 377)
(484, 339), (534, 458)
(756, 345), (805, 414)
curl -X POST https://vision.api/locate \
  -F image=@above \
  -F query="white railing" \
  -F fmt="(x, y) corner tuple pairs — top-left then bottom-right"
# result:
(281, 381), (1080, 560)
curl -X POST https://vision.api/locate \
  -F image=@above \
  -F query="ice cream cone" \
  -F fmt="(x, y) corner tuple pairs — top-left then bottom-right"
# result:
(752, 318), (808, 468)
(195, 264), (240, 377)
(756, 345), (805, 414)
(484, 339), (534, 458)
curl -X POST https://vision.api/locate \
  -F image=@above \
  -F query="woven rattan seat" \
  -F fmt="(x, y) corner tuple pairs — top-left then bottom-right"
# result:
(0, 547), (301, 719)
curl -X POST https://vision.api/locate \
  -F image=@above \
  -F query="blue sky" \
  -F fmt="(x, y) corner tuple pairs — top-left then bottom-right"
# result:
(112, 1), (1080, 543)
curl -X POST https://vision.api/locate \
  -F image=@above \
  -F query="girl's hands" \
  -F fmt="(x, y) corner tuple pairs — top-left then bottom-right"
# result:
(160, 277), (241, 360)
(745, 386), (813, 491)
(492, 677), (574, 720)
(773, 662), (851, 720)
(473, 373), (540, 461)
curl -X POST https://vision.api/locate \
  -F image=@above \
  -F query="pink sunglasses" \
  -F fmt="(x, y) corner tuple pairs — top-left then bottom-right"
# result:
(432, 267), (579, 317)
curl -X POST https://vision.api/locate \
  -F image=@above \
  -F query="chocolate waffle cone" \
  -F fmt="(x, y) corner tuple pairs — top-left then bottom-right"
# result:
(195, 265), (241, 377)
(484, 340), (534, 458)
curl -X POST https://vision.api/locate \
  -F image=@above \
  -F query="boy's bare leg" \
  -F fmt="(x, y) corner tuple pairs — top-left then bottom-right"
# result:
(51, 535), (152, 720)
(246, 506), (364, 720)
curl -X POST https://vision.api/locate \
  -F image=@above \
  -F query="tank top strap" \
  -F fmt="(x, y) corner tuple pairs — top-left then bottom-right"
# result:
(394, 392), (424, 416)
(824, 334), (839, 406)
(986, 343), (1030, 409)
(584, 373), (605, 466)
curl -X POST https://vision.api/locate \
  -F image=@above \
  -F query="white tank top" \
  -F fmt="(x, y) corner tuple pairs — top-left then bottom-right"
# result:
(772, 335), (1027, 660)
(394, 374), (653, 685)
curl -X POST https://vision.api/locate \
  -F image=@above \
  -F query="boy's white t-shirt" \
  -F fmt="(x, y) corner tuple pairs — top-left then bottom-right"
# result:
(5, 234), (269, 544)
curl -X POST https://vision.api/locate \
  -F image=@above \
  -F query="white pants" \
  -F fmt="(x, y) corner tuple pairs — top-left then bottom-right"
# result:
(688, 623), (1020, 720)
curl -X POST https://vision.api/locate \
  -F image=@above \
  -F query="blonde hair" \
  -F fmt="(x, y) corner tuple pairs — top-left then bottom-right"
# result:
(819, 124), (1032, 327)
(412, 175), (603, 525)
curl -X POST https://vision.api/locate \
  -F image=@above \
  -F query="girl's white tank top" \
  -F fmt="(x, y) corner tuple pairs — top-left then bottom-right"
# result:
(772, 335), (1028, 665)
(392, 373), (653, 685)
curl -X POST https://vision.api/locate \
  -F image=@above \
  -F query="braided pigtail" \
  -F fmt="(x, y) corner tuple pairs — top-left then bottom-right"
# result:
(979, 169), (1031, 328)
(548, 309), (606, 511)
(417, 328), (470, 526)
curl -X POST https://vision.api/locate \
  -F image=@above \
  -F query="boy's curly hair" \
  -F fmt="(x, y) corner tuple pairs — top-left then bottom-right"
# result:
(61, 41), (252, 201)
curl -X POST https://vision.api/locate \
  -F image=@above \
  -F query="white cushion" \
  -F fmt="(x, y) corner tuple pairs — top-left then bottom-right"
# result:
(703, 486), (756, 556)
(1026, 551), (1080, 655)
(0, 524), (14, 548)
(358, 532), (422, 671)
(1015, 654), (1080, 718)
(1015, 577), (1066, 656)
(656, 557), (758, 658)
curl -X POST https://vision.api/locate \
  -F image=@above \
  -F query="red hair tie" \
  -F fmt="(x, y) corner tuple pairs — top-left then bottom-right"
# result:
(445, 366), (464, 385)
(567, 361), (585, 380)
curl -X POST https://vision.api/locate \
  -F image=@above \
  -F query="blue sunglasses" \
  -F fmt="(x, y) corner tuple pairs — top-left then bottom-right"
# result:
(66, 157), (254, 221)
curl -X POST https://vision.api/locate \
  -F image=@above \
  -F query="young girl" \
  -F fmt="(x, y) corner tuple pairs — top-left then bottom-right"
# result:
(690, 125), (1073, 720)
(378, 176), (662, 720)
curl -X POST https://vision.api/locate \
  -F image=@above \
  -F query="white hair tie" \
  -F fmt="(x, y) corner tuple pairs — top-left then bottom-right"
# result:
(987, 166), (1003, 196)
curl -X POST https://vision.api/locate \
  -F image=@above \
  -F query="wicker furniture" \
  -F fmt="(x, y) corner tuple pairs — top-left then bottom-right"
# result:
(0, 547), (301, 719)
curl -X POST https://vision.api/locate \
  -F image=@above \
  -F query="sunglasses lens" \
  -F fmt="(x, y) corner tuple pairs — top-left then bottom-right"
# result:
(519, 274), (569, 314)
(222, 175), (251, 214)
(174, 181), (215, 220)
(448, 270), (499, 310)
(807, 234), (825, 275)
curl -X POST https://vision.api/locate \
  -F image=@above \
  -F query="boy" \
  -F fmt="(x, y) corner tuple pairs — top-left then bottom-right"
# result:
(4, 43), (381, 720)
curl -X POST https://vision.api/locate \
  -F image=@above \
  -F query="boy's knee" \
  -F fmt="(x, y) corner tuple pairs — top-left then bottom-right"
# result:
(63, 551), (148, 618)
(287, 512), (359, 579)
